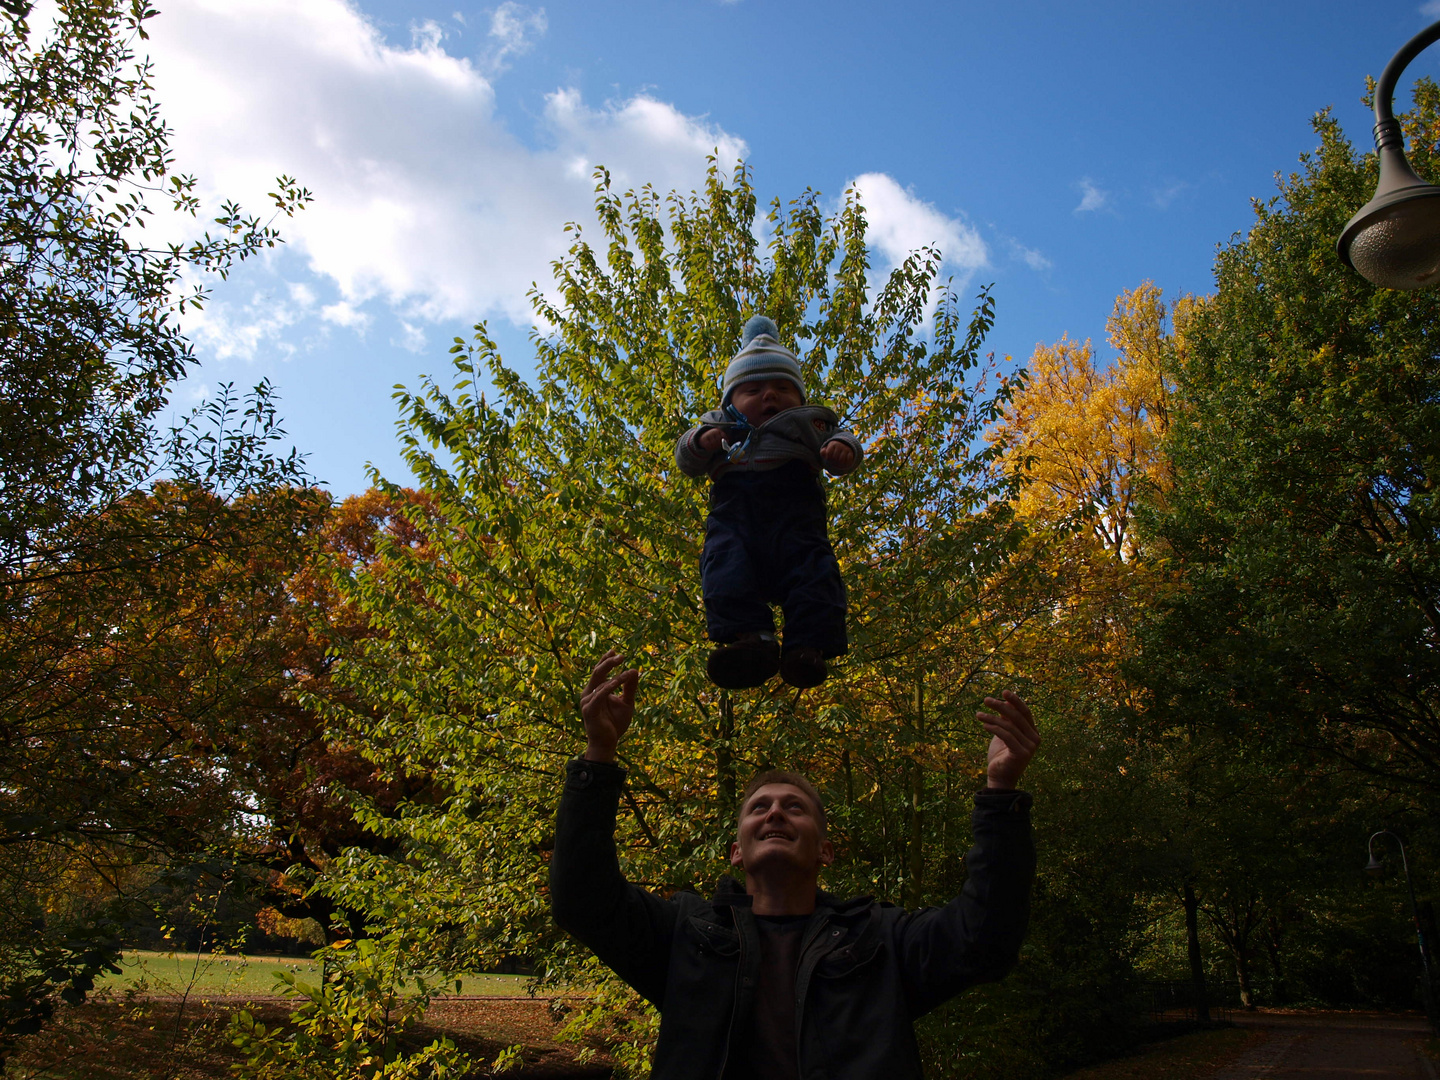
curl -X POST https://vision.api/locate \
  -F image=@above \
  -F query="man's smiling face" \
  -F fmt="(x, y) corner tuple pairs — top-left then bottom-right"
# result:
(730, 782), (833, 877)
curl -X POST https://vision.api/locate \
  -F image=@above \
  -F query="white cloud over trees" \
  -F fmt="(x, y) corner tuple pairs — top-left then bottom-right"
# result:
(148, 0), (746, 329)
(146, 0), (992, 351)
(848, 172), (987, 285)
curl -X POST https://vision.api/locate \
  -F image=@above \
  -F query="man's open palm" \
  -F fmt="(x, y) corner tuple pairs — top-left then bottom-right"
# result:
(581, 650), (638, 763)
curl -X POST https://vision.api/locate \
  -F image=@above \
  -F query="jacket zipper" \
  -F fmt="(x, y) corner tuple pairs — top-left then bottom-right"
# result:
(792, 912), (833, 1074)
(715, 910), (750, 1079)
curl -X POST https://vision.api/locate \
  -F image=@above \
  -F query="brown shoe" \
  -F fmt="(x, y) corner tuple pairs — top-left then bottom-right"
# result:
(780, 646), (827, 689)
(707, 632), (780, 689)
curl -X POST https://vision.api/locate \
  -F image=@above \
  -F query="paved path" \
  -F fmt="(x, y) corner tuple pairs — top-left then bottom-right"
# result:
(1214, 1012), (1433, 1080)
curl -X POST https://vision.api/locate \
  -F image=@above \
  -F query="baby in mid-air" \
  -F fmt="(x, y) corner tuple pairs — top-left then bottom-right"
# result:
(674, 315), (863, 690)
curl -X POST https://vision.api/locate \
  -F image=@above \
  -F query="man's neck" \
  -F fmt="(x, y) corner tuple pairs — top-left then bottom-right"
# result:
(744, 871), (819, 916)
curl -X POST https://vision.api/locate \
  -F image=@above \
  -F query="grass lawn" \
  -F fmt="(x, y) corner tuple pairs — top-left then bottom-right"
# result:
(97, 950), (535, 999)
(9, 996), (605, 1078)
(1060, 1025), (1264, 1080)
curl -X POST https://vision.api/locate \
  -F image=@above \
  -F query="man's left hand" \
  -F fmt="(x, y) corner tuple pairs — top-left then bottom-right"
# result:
(975, 691), (1040, 789)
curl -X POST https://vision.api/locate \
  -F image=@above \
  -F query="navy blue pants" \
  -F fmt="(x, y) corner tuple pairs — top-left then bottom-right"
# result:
(701, 461), (848, 658)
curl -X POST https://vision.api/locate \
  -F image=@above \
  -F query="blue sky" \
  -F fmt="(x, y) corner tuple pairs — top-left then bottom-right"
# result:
(144, 0), (1440, 495)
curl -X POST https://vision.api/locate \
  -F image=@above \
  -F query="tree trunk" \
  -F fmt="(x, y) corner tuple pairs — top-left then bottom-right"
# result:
(904, 676), (925, 908)
(1207, 896), (1261, 1011)
(905, 763), (924, 907)
(1235, 952), (1255, 1010)
(1265, 912), (1288, 1004)
(717, 690), (735, 811)
(1184, 882), (1211, 1022)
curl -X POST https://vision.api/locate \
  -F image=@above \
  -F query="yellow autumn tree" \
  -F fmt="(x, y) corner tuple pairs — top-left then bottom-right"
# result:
(1001, 281), (1182, 558)
(989, 282), (1194, 708)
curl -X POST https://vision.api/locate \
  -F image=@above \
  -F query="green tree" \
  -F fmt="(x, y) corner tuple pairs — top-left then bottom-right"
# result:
(0, 0), (308, 573)
(313, 162), (1030, 1073)
(982, 277), (1389, 1031)
(229, 938), (472, 1080)
(0, 0), (309, 1054)
(1135, 83), (1440, 799)
(1121, 81), (1440, 1017)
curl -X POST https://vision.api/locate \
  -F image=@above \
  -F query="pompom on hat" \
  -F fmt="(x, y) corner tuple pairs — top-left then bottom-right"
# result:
(721, 315), (806, 407)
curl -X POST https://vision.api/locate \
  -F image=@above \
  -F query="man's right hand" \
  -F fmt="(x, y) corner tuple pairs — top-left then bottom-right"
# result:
(580, 650), (639, 764)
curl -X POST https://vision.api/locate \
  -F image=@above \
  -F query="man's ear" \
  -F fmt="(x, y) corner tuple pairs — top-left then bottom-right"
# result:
(819, 839), (834, 868)
(729, 840), (744, 869)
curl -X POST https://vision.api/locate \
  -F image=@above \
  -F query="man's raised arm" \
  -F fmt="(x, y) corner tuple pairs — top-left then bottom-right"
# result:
(548, 651), (676, 1005)
(896, 690), (1041, 1016)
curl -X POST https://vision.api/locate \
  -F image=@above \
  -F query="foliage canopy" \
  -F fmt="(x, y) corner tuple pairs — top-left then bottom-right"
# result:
(1138, 83), (1440, 797)
(316, 161), (1037, 1070)
(0, 0), (310, 1055)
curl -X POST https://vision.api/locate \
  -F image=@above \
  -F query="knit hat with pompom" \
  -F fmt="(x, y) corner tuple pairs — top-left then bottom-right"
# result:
(721, 315), (805, 408)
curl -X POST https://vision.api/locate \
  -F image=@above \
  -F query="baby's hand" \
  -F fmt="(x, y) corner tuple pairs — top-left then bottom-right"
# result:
(698, 427), (725, 454)
(821, 440), (856, 474)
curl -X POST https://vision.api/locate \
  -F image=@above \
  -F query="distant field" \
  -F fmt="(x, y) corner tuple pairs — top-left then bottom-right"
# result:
(97, 951), (535, 999)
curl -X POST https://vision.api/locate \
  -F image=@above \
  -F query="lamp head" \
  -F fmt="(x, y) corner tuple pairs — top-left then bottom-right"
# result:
(1339, 132), (1440, 290)
(1365, 853), (1386, 877)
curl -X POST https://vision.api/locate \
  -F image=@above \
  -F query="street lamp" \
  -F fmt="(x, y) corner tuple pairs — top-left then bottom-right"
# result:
(1366, 830), (1438, 1032)
(1338, 20), (1440, 289)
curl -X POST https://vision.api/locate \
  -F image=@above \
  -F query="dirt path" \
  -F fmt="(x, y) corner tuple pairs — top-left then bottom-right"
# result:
(1214, 1012), (1432, 1080)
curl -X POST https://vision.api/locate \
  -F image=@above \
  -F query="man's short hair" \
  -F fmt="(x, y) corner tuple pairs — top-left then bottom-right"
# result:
(738, 770), (827, 836)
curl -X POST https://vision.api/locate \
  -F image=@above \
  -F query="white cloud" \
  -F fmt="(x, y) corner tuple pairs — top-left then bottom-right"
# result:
(848, 172), (987, 284)
(145, 0), (746, 331)
(395, 321), (427, 353)
(1150, 180), (1189, 210)
(321, 300), (371, 329)
(1008, 239), (1052, 272)
(486, 2), (547, 73)
(186, 287), (305, 362)
(1422, 1), (1440, 17)
(410, 18), (445, 52)
(1075, 178), (1110, 213)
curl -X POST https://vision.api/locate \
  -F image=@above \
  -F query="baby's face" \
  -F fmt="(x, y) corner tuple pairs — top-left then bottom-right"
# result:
(730, 378), (803, 424)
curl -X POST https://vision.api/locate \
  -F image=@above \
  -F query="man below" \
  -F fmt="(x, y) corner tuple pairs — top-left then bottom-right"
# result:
(550, 650), (1040, 1079)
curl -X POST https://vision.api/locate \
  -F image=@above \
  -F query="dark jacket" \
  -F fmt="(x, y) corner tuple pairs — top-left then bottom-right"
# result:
(549, 758), (1035, 1079)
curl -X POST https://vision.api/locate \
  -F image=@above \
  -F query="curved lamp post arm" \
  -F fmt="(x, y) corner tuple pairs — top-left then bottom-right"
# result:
(1338, 20), (1440, 289)
(1375, 22), (1440, 133)
(1369, 830), (1413, 887)
(1369, 830), (1421, 921)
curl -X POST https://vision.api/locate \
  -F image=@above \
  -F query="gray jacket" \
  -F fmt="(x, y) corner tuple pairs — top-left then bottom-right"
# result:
(674, 405), (864, 481)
